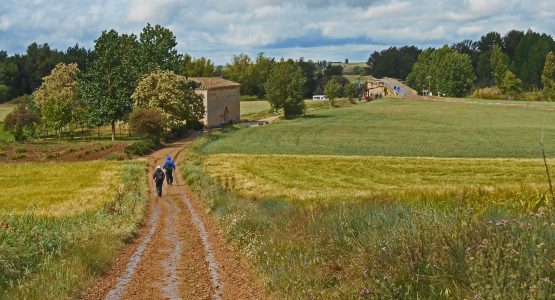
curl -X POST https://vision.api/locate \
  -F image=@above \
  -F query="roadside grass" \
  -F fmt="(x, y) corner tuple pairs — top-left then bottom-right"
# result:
(183, 136), (555, 299)
(0, 160), (148, 298)
(204, 154), (553, 209)
(0, 161), (123, 215)
(205, 98), (555, 158)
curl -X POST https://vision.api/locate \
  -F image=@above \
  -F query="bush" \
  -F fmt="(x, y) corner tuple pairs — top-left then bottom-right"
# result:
(4, 101), (40, 143)
(123, 138), (157, 156)
(129, 108), (166, 140)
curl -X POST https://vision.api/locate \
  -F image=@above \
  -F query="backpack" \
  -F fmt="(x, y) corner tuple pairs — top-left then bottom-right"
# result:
(155, 170), (165, 182)
(163, 161), (172, 171)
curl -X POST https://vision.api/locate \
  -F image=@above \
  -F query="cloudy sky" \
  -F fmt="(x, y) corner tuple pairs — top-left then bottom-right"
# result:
(1, 0), (554, 64)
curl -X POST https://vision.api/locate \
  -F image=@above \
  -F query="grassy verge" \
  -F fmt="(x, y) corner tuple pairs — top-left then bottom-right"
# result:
(0, 160), (148, 298)
(183, 135), (555, 299)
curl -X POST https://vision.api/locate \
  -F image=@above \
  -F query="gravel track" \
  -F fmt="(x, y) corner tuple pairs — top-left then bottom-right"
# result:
(82, 135), (263, 299)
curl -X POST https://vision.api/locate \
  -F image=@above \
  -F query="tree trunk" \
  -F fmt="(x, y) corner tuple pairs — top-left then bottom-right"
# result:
(111, 121), (116, 142)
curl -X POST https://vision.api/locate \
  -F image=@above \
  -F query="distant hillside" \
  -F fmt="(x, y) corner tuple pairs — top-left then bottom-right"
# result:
(330, 62), (366, 75)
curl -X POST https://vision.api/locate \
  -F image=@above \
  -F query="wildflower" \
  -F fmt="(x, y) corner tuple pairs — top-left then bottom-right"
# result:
(359, 288), (372, 296)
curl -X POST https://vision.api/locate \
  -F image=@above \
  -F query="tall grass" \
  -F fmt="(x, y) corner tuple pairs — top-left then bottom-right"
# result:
(0, 160), (148, 298)
(183, 136), (555, 299)
(0, 161), (123, 215)
(204, 154), (553, 208)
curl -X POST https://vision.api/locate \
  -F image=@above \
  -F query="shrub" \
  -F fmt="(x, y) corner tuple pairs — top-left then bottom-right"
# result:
(15, 148), (27, 154)
(4, 101), (40, 143)
(123, 138), (157, 156)
(129, 108), (166, 140)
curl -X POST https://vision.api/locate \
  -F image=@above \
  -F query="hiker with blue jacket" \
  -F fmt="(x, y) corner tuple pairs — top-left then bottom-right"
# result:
(153, 166), (165, 197)
(163, 155), (176, 185)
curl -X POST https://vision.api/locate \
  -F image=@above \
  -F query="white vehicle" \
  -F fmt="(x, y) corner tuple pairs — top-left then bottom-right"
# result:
(312, 95), (327, 100)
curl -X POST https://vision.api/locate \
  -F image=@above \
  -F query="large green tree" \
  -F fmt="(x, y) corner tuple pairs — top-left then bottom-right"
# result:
(80, 29), (139, 141)
(512, 30), (555, 89)
(407, 45), (475, 97)
(542, 51), (555, 101)
(132, 69), (205, 128)
(137, 24), (181, 74)
(264, 59), (306, 118)
(226, 54), (254, 95)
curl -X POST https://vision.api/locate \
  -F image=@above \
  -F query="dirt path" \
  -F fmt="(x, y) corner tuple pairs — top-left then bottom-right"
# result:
(82, 136), (263, 299)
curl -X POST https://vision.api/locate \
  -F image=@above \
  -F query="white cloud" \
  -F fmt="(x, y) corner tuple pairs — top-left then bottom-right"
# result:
(0, 0), (554, 64)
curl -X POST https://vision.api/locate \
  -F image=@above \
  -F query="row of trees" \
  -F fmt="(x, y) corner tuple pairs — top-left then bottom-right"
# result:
(225, 53), (353, 99)
(366, 29), (555, 97)
(0, 31), (218, 104)
(5, 24), (207, 142)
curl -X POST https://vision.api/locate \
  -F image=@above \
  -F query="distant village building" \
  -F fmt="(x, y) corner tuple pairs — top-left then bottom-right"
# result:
(365, 77), (386, 98)
(190, 77), (241, 128)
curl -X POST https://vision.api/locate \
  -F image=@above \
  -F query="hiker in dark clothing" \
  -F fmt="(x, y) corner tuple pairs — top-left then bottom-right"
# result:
(153, 166), (165, 197)
(163, 155), (176, 185)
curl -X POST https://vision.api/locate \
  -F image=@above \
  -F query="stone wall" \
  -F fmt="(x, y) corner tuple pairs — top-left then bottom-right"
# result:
(197, 86), (240, 128)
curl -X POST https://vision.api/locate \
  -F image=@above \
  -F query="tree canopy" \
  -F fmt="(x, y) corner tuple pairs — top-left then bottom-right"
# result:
(132, 69), (205, 128)
(33, 63), (81, 133)
(79, 29), (139, 141)
(407, 45), (475, 97)
(366, 46), (421, 79)
(264, 59), (306, 118)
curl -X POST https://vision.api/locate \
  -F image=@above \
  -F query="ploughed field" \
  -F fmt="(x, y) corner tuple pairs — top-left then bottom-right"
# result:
(0, 160), (147, 298)
(183, 98), (555, 298)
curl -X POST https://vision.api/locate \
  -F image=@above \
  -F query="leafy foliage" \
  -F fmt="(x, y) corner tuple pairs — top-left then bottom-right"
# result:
(324, 78), (342, 107)
(407, 46), (475, 97)
(33, 63), (82, 132)
(181, 54), (215, 77)
(137, 23), (181, 74)
(542, 51), (555, 101)
(132, 69), (204, 128)
(512, 30), (555, 89)
(500, 71), (522, 97)
(264, 59), (306, 118)
(4, 100), (40, 142)
(366, 46), (421, 79)
(490, 44), (509, 86)
(79, 29), (139, 141)
(129, 108), (167, 139)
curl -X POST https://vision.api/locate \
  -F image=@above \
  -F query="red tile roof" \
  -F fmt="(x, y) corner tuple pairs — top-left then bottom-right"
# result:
(189, 77), (241, 90)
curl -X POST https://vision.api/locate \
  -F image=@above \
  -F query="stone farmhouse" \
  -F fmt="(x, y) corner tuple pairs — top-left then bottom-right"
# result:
(190, 77), (241, 128)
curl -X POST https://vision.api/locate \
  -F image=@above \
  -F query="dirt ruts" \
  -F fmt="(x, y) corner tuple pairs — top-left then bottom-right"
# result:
(82, 136), (263, 299)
